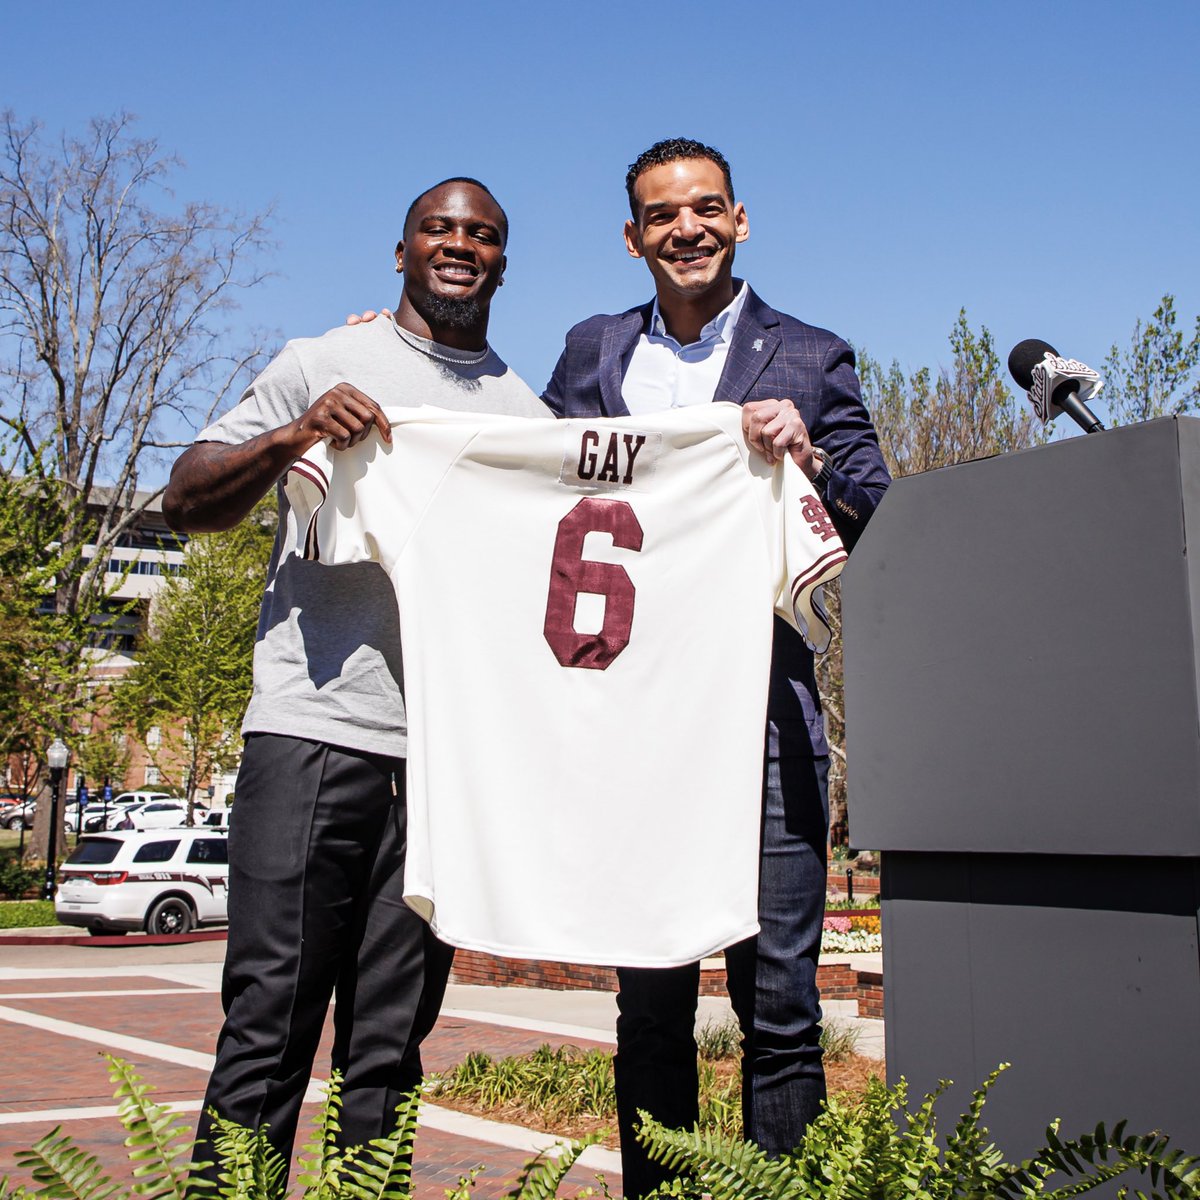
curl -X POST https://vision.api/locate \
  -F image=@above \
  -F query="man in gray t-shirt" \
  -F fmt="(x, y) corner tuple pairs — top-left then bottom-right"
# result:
(164, 177), (546, 1181)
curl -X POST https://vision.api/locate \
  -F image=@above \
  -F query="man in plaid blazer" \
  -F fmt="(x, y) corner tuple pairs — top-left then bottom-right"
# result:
(542, 138), (891, 1198)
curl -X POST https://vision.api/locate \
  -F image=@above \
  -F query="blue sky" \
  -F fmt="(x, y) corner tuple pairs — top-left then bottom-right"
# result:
(5, 1), (1198, 444)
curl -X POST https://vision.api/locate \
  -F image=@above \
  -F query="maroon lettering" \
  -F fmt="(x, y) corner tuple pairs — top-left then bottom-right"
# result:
(622, 434), (647, 484)
(800, 495), (838, 542)
(597, 432), (622, 482)
(577, 429), (600, 479)
(543, 498), (644, 670)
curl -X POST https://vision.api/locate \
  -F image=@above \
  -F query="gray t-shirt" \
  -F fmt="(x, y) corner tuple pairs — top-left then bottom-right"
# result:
(198, 316), (548, 756)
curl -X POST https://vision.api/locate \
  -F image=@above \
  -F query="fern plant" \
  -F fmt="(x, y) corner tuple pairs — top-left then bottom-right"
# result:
(7, 1057), (1199, 1200)
(638, 1063), (1200, 1200)
(0, 1058), (598, 1200)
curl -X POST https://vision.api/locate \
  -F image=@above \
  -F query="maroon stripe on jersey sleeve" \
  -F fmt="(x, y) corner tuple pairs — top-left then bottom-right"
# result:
(286, 460), (329, 561)
(790, 548), (849, 603)
(288, 459), (328, 497)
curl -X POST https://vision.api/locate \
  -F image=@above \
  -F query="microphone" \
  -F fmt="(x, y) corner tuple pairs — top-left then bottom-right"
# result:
(1008, 339), (1106, 434)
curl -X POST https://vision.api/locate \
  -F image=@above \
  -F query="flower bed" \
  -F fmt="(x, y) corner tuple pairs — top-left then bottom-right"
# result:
(821, 909), (882, 953)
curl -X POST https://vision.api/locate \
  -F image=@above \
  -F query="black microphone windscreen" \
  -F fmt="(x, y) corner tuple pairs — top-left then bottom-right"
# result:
(1008, 338), (1059, 391)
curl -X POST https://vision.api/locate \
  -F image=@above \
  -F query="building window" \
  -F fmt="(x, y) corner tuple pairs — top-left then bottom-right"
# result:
(145, 765), (160, 786)
(147, 726), (161, 749)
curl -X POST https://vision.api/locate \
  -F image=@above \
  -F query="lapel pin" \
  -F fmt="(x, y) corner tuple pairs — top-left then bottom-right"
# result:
(752, 338), (764, 353)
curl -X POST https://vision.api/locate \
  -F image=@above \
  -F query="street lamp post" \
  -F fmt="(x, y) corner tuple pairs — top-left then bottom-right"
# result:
(42, 738), (69, 901)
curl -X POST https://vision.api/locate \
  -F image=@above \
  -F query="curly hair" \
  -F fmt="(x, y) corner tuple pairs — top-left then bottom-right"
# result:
(625, 138), (735, 218)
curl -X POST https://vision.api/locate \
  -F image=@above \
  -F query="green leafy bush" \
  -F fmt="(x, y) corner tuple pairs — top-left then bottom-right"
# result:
(0, 855), (42, 901)
(0, 899), (56, 928)
(639, 1064), (1200, 1200)
(824, 894), (881, 911)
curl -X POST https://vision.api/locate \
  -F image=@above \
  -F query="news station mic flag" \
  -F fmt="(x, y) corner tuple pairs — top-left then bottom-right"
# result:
(1008, 338), (1105, 433)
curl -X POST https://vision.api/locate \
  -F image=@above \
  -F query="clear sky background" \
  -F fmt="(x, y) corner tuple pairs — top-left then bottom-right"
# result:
(5, 1), (1198, 451)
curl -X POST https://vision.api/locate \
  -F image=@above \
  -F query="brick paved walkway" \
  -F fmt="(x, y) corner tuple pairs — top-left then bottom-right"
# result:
(0, 961), (620, 1198)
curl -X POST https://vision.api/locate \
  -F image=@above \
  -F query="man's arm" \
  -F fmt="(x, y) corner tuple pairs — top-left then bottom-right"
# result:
(741, 343), (890, 547)
(806, 337), (891, 549)
(163, 383), (391, 533)
(541, 341), (572, 417)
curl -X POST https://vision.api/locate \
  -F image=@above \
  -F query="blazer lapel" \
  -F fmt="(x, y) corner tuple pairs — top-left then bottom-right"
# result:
(598, 305), (651, 416)
(716, 286), (781, 406)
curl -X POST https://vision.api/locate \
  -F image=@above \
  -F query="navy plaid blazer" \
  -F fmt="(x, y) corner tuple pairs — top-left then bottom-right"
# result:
(542, 282), (891, 758)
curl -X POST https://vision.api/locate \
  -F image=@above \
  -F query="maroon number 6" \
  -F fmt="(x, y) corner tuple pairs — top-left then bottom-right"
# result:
(543, 497), (644, 670)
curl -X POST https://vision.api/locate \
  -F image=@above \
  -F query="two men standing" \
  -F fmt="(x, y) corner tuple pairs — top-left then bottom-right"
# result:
(171, 140), (889, 1196)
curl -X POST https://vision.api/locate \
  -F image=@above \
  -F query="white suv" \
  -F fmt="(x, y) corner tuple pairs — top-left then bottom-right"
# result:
(55, 830), (229, 936)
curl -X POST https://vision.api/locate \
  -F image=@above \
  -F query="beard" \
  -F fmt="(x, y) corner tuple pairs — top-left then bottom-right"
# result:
(422, 292), (486, 332)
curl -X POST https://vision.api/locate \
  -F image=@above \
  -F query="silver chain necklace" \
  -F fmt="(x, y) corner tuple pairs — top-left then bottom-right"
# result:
(394, 321), (489, 365)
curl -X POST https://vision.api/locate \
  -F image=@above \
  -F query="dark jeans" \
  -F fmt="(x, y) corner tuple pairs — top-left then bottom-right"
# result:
(614, 756), (829, 1198)
(193, 734), (454, 1183)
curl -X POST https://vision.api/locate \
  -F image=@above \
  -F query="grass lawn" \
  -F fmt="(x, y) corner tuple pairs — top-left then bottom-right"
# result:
(0, 827), (85, 854)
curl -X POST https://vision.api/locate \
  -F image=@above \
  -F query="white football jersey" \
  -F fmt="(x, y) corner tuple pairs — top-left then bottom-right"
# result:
(284, 403), (846, 967)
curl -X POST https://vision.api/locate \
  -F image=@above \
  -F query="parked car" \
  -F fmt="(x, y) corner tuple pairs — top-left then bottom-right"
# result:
(105, 799), (207, 831)
(4, 800), (95, 832)
(78, 793), (160, 832)
(128, 800), (198, 830)
(55, 829), (229, 935)
(3, 801), (35, 831)
(193, 806), (231, 831)
(4, 799), (109, 832)
(82, 805), (122, 832)
(111, 790), (176, 806)
(104, 802), (145, 830)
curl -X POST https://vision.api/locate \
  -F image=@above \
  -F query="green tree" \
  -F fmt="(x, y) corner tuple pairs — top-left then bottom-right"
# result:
(72, 722), (131, 796)
(114, 502), (274, 813)
(1103, 293), (1200, 426)
(0, 438), (93, 817)
(821, 313), (1044, 844)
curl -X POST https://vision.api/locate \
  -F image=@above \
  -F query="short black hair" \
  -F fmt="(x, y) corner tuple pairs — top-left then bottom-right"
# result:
(625, 138), (735, 218)
(401, 176), (509, 243)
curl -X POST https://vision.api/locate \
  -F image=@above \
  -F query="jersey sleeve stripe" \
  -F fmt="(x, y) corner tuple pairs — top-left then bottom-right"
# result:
(790, 548), (849, 602)
(286, 460), (329, 561)
(288, 459), (328, 497)
(789, 547), (849, 653)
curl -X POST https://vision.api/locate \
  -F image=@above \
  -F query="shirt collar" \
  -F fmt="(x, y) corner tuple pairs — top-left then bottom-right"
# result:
(648, 282), (749, 347)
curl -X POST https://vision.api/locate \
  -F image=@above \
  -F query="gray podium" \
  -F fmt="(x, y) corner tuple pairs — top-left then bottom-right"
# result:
(842, 415), (1200, 1159)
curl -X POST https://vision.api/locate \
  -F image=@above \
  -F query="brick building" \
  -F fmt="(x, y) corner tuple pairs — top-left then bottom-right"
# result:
(7, 491), (240, 806)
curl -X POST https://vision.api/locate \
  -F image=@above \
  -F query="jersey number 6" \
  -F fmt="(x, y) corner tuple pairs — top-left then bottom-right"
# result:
(543, 497), (644, 670)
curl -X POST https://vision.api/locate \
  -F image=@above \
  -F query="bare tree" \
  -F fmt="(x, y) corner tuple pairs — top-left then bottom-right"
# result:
(0, 111), (272, 621)
(0, 111), (272, 861)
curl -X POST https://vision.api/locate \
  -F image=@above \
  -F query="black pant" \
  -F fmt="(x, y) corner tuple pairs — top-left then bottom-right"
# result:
(193, 734), (454, 1181)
